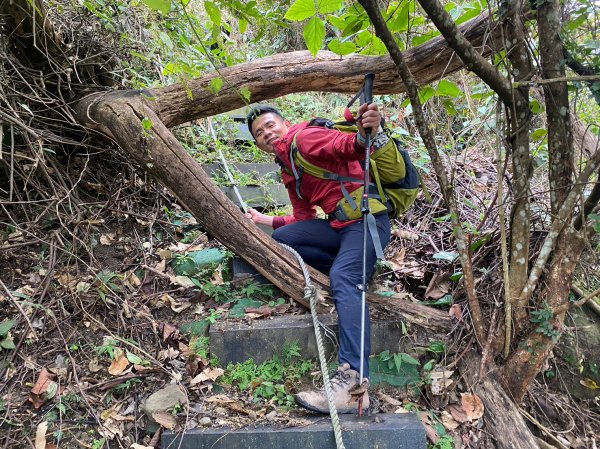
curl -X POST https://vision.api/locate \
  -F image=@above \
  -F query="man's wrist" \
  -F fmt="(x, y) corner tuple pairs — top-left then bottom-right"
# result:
(356, 132), (367, 147)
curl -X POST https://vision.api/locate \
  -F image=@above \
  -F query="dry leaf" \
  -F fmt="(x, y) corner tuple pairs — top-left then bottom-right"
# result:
(206, 394), (235, 404)
(425, 272), (451, 300)
(422, 422), (440, 444)
(108, 351), (129, 376)
(131, 444), (154, 449)
(100, 233), (116, 245)
(170, 275), (196, 289)
(210, 266), (223, 286)
(440, 410), (460, 431)
(29, 368), (57, 409)
(35, 421), (48, 449)
(162, 293), (192, 313)
(430, 372), (455, 396)
(244, 305), (274, 318)
(387, 247), (406, 271)
(152, 411), (177, 430)
(580, 378), (599, 390)
(448, 404), (469, 423)
(190, 367), (224, 386)
(449, 304), (463, 322)
(392, 229), (420, 241)
(461, 393), (484, 421)
(375, 392), (403, 407)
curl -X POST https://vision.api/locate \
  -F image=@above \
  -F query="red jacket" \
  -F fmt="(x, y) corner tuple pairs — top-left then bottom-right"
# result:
(271, 122), (367, 230)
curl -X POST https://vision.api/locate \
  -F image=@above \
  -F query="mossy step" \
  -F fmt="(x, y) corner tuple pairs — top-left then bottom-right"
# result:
(210, 314), (430, 375)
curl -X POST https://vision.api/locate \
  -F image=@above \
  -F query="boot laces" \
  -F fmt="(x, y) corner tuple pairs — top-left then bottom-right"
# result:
(330, 368), (353, 390)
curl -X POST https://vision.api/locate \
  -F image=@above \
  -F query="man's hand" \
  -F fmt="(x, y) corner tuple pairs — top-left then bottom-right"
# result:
(244, 208), (274, 226)
(357, 103), (382, 139)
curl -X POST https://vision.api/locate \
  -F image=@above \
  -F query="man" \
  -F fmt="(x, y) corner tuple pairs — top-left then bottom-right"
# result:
(245, 103), (391, 413)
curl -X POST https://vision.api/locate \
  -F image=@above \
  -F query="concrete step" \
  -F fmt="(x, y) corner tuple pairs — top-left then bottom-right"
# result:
(203, 162), (290, 208)
(210, 314), (424, 367)
(162, 412), (426, 449)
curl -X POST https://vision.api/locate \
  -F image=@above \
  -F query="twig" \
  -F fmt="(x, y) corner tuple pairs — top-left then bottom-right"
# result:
(565, 284), (600, 316)
(514, 74), (600, 87)
(519, 408), (569, 449)
(0, 278), (37, 340)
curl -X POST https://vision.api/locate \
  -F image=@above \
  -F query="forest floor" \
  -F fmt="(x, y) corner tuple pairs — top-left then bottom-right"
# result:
(0, 146), (598, 449)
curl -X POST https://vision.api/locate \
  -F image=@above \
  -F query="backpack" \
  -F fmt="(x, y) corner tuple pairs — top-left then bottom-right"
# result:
(287, 118), (422, 222)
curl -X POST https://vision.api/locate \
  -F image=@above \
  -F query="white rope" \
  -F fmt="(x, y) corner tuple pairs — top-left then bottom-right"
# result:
(281, 244), (346, 449)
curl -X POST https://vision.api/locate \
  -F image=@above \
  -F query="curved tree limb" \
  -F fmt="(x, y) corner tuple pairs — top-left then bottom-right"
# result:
(150, 12), (495, 127)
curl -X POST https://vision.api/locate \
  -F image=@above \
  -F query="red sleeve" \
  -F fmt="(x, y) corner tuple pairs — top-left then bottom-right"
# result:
(297, 127), (366, 162)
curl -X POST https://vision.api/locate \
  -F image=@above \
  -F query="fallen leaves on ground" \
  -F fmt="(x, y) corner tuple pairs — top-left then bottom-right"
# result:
(34, 421), (48, 449)
(190, 367), (224, 386)
(108, 350), (130, 376)
(448, 393), (485, 423)
(29, 368), (57, 409)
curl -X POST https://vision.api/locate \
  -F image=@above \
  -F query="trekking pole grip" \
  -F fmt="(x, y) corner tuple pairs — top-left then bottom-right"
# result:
(363, 73), (375, 135)
(363, 73), (375, 104)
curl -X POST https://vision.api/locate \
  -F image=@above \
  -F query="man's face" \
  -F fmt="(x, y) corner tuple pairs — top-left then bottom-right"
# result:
(251, 112), (290, 154)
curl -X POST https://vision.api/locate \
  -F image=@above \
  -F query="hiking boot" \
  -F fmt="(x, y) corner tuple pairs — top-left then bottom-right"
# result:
(294, 363), (369, 414)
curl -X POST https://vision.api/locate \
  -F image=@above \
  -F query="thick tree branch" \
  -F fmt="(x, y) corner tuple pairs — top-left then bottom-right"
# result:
(500, 0), (533, 333)
(150, 12), (495, 127)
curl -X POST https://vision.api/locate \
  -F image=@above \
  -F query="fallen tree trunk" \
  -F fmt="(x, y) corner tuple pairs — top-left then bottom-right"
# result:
(74, 12), (499, 333)
(74, 92), (452, 332)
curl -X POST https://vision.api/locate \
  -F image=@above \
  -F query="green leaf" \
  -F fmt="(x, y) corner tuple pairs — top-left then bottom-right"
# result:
(126, 351), (144, 365)
(387, 2), (410, 33)
(228, 298), (263, 318)
(426, 294), (453, 306)
(427, 342), (446, 353)
(412, 30), (440, 46)
(456, 7), (481, 25)
(432, 251), (458, 262)
(204, 1), (221, 26)
(530, 99), (541, 114)
(419, 86), (436, 103)
(437, 79), (462, 97)
(239, 18), (248, 34)
(303, 16), (325, 56)
(449, 271), (463, 281)
(328, 38), (356, 55)
(369, 356), (420, 387)
(531, 128), (547, 140)
(210, 77), (223, 94)
(400, 353), (420, 365)
(589, 213), (600, 232)
(240, 86), (252, 102)
(141, 117), (153, 131)
(180, 319), (210, 336)
(0, 320), (14, 336)
(317, 0), (343, 14)
(285, 0), (316, 21)
(0, 337), (15, 350)
(142, 0), (171, 14)
(328, 15), (346, 29)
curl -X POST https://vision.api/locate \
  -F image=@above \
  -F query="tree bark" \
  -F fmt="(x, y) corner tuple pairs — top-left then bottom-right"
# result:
(503, 230), (586, 402)
(150, 12), (496, 127)
(74, 91), (452, 333)
(462, 352), (540, 449)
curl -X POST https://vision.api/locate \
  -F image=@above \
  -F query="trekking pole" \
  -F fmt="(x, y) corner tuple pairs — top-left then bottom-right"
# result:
(358, 72), (375, 416)
(208, 120), (248, 214)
